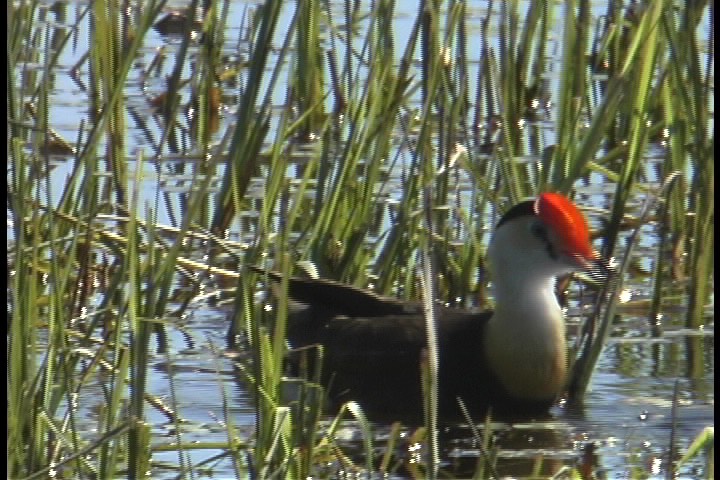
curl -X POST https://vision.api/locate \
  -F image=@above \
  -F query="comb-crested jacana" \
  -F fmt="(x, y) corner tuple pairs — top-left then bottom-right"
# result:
(254, 193), (602, 420)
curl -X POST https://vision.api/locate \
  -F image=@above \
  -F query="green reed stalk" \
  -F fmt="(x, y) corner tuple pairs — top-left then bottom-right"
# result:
(304, 0), (411, 283)
(8, 0), (714, 478)
(125, 150), (154, 478)
(7, 2), (92, 476)
(7, 144), (42, 477)
(245, 12), (317, 479)
(676, 426), (714, 479)
(293, 0), (325, 137)
(604, 0), (665, 257)
(368, 11), (422, 294)
(660, 3), (714, 328)
(416, 1), (447, 476)
(211, 0), (284, 232)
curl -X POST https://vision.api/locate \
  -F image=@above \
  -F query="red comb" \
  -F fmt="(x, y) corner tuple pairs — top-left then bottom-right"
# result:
(534, 193), (595, 259)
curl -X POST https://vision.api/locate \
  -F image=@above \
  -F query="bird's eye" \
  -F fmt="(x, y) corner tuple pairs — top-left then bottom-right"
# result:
(531, 221), (559, 260)
(530, 222), (548, 241)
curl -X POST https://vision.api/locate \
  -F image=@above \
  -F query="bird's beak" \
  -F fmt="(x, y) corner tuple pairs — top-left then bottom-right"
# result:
(575, 251), (614, 282)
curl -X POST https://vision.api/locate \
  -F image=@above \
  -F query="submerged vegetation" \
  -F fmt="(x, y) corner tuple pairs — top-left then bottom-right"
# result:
(7, 0), (713, 478)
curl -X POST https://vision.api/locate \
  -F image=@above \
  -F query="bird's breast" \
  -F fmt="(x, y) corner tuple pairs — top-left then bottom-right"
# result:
(483, 311), (568, 402)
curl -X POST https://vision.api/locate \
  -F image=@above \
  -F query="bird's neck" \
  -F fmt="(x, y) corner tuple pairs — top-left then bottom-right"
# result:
(492, 271), (562, 320)
(483, 272), (568, 402)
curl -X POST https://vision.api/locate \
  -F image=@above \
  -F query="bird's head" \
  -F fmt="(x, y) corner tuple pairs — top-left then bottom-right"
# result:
(488, 193), (604, 282)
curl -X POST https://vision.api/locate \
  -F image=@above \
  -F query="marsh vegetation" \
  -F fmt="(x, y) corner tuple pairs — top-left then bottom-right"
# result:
(7, 0), (713, 478)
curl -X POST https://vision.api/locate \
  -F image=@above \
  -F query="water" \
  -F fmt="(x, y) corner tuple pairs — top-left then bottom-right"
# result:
(97, 297), (710, 478)
(127, 300), (711, 478)
(8, 1), (713, 478)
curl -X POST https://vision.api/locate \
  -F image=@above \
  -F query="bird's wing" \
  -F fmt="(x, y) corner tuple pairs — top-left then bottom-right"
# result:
(310, 308), (491, 357)
(252, 268), (422, 317)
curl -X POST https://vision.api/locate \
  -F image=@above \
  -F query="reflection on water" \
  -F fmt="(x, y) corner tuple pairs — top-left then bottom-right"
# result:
(10, 1), (713, 479)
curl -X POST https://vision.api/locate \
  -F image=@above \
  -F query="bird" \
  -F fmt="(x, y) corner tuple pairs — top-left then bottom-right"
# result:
(252, 193), (605, 421)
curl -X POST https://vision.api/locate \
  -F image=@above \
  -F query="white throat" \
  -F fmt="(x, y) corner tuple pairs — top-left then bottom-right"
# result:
(482, 217), (571, 401)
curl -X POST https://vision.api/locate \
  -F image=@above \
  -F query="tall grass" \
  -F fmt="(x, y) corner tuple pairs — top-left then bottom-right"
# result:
(7, 0), (713, 478)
